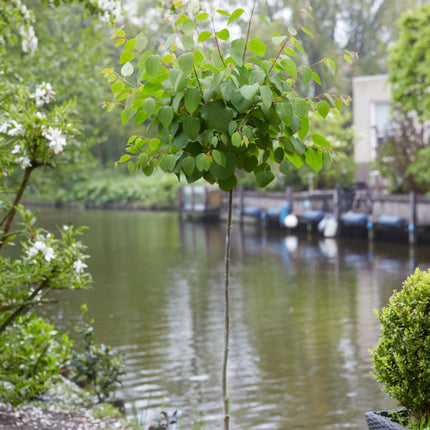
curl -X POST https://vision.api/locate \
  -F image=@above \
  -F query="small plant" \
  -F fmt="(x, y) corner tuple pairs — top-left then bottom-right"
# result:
(67, 305), (126, 402)
(370, 268), (430, 426)
(0, 313), (72, 405)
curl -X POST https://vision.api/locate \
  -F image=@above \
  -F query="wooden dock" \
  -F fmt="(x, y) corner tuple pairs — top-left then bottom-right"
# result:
(178, 186), (430, 245)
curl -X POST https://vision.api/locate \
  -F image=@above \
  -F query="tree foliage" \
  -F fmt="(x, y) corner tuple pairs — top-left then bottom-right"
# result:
(105, 2), (353, 192)
(389, 3), (430, 122)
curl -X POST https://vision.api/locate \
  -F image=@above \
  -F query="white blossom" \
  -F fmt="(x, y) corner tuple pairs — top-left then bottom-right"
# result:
(11, 145), (21, 154)
(7, 120), (25, 137)
(32, 82), (55, 107)
(16, 156), (31, 168)
(0, 121), (10, 134)
(73, 259), (88, 274)
(19, 25), (38, 54)
(93, 0), (122, 22)
(20, 4), (30, 20)
(27, 240), (55, 262)
(42, 126), (67, 154)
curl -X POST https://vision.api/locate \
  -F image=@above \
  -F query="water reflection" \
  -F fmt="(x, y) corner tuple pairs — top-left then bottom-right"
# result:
(32, 210), (430, 430)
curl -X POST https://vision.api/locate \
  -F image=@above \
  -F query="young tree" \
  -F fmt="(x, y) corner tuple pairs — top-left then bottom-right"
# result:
(105, 1), (353, 427)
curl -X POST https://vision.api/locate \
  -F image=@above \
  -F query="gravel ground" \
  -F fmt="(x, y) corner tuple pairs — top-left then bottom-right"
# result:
(0, 378), (133, 430)
(0, 402), (131, 430)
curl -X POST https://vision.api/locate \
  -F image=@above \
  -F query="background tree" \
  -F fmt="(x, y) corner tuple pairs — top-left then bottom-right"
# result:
(388, 3), (430, 121)
(374, 3), (430, 193)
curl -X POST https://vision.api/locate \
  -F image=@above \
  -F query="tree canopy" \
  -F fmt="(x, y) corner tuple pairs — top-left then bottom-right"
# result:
(388, 3), (430, 121)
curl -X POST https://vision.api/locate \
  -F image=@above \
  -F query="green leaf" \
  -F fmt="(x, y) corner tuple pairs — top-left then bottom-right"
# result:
(305, 148), (323, 172)
(229, 38), (245, 66)
(259, 86), (273, 110)
(158, 106), (173, 127)
(218, 174), (237, 191)
(183, 116), (200, 140)
(135, 33), (148, 51)
(142, 97), (155, 114)
(138, 152), (149, 168)
(324, 58), (336, 76)
(240, 83), (259, 101)
(181, 18), (195, 35)
(160, 154), (178, 172)
(344, 54), (352, 63)
(121, 62), (134, 77)
(290, 136), (306, 155)
(120, 51), (134, 64)
(227, 8), (245, 25)
(178, 52), (195, 73)
(301, 65), (313, 85)
(312, 133), (332, 149)
(298, 116), (309, 140)
(196, 12), (209, 22)
(182, 156), (196, 176)
(119, 154), (131, 163)
(149, 138), (162, 152)
(295, 99), (308, 118)
(285, 151), (304, 169)
(182, 35), (194, 51)
(196, 153), (211, 171)
(184, 86), (201, 114)
(300, 26), (314, 37)
(216, 9), (231, 16)
(212, 149), (226, 167)
(248, 38), (266, 57)
(230, 88), (253, 113)
(232, 132), (242, 147)
(187, 0), (200, 15)
(242, 155), (258, 172)
(276, 102), (293, 126)
(198, 31), (212, 43)
(201, 100), (233, 133)
(334, 98), (343, 112)
(128, 161), (135, 174)
(216, 29), (230, 41)
(292, 39), (306, 57)
(125, 39), (136, 51)
(312, 72), (321, 85)
(317, 100), (330, 118)
(145, 55), (161, 75)
(280, 58), (297, 78)
(256, 170), (275, 187)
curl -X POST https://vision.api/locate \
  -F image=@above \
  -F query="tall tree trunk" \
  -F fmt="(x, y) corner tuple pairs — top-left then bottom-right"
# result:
(222, 190), (233, 430)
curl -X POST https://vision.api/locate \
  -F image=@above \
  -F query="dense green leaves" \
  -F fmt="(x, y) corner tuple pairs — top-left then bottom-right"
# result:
(107, 2), (351, 190)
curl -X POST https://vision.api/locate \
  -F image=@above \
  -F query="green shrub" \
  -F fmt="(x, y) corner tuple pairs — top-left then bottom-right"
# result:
(0, 313), (72, 405)
(370, 268), (430, 424)
(67, 305), (125, 402)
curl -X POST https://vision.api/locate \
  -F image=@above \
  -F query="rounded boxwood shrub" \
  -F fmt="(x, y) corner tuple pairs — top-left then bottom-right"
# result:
(370, 268), (430, 424)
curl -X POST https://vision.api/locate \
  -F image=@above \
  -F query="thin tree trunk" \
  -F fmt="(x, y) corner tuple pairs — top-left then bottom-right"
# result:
(0, 166), (33, 250)
(222, 189), (233, 430)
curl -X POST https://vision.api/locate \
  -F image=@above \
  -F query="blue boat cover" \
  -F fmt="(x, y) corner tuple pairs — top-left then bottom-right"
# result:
(302, 210), (325, 223)
(342, 212), (368, 227)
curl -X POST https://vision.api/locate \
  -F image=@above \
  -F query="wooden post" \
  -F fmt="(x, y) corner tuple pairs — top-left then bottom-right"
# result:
(239, 187), (245, 225)
(409, 191), (417, 246)
(178, 187), (184, 219)
(333, 188), (341, 236)
(286, 186), (294, 213)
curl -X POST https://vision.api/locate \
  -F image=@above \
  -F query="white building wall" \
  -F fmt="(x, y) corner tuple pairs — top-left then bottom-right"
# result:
(352, 75), (391, 182)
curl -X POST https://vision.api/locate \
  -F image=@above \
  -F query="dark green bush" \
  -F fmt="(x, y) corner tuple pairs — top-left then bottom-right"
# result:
(370, 268), (430, 424)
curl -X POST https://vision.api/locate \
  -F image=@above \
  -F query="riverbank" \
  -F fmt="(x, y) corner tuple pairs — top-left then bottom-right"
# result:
(0, 378), (134, 430)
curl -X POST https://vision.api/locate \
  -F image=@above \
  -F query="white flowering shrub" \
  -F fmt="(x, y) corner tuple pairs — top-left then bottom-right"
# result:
(0, 0), (122, 405)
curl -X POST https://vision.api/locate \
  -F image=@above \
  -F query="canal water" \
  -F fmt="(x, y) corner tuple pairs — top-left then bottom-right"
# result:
(34, 210), (430, 430)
